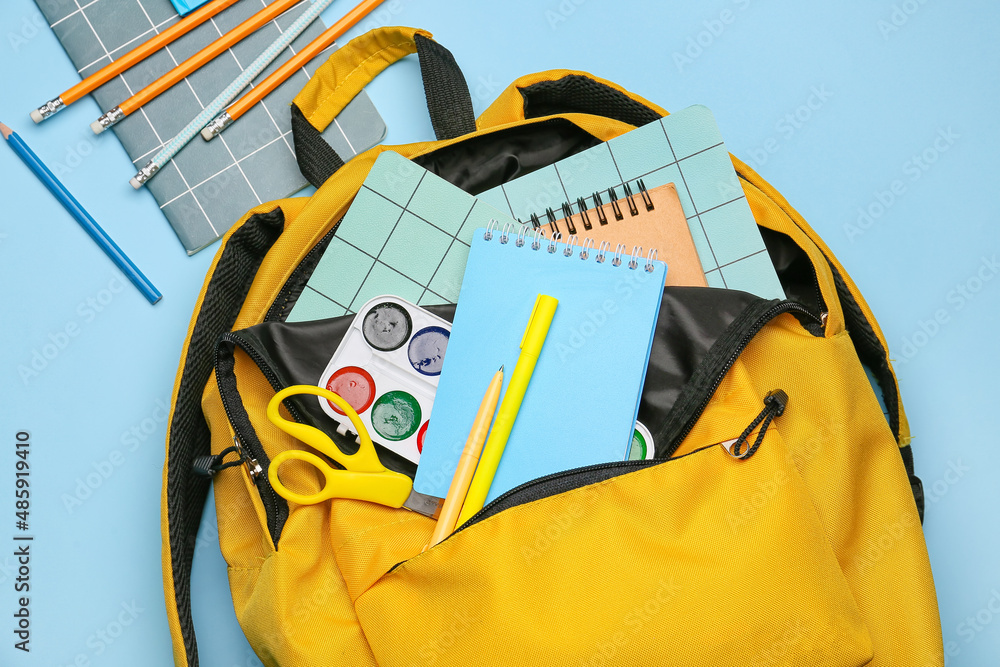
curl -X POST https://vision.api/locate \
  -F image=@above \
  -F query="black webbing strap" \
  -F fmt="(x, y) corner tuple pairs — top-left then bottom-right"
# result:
(291, 104), (346, 192)
(292, 35), (475, 189)
(414, 33), (477, 141)
(164, 209), (284, 667)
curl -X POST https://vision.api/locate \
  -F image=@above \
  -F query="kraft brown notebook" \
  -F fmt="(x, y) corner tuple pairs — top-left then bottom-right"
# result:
(533, 182), (707, 287)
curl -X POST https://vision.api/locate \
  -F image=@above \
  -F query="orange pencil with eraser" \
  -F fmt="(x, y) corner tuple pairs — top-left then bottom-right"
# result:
(30, 0), (242, 123)
(90, 0), (304, 134)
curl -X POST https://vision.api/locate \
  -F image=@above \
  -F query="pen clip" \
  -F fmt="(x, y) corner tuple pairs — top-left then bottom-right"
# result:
(521, 295), (544, 349)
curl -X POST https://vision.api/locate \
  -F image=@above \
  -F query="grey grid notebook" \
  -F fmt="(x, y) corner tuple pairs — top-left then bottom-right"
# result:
(36, 0), (387, 254)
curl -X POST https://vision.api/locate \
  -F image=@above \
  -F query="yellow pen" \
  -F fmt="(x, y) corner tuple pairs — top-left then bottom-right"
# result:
(456, 294), (558, 526)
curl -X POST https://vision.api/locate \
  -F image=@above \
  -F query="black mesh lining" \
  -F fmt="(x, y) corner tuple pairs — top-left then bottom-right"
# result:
(166, 208), (284, 667)
(520, 75), (662, 128)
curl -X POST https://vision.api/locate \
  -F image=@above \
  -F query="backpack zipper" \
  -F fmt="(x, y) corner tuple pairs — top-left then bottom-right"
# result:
(214, 331), (305, 542)
(664, 300), (818, 456)
(266, 217), (344, 322)
(447, 299), (820, 538)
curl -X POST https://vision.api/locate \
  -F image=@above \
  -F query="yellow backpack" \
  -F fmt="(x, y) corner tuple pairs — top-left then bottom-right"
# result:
(161, 26), (942, 667)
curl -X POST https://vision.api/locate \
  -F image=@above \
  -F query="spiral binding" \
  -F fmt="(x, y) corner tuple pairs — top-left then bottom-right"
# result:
(482, 220), (658, 271)
(520, 179), (654, 236)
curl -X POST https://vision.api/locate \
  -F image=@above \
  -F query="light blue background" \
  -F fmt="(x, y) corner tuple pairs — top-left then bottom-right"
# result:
(0, 0), (997, 665)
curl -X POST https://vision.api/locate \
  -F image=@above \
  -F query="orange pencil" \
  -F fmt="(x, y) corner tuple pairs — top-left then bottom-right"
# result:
(30, 0), (243, 123)
(424, 366), (504, 551)
(91, 0), (305, 134)
(202, 0), (385, 140)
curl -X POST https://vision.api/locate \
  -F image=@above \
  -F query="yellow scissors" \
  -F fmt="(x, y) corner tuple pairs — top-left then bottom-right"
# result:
(266, 385), (443, 518)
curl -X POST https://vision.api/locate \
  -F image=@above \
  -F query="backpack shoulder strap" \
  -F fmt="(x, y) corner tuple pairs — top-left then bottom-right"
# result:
(161, 202), (292, 667)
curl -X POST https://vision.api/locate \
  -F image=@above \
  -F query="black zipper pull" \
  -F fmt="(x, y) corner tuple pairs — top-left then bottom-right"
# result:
(192, 438), (255, 478)
(722, 389), (788, 460)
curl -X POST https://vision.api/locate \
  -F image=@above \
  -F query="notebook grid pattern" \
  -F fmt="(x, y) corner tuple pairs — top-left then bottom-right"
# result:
(478, 106), (782, 295)
(36, 0), (387, 253)
(299, 174), (480, 316)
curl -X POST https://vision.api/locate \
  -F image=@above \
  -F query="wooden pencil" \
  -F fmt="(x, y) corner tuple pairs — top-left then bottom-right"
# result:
(201, 0), (386, 140)
(1, 122), (161, 304)
(30, 0), (242, 123)
(91, 0), (305, 134)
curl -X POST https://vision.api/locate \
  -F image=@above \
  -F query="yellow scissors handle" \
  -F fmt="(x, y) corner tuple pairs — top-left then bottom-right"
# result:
(268, 449), (412, 506)
(265, 385), (413, 507)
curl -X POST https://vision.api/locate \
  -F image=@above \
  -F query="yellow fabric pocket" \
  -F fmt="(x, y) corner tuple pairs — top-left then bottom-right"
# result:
(355, 429), (873, 667)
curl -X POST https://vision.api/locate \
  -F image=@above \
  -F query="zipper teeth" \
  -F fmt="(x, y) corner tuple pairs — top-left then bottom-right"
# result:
(454, 300), (821, 535)
(266, 216), (344, 323)
(452, 459), (658, 537)
(214, 336), (288, 537)
(222, 332), (307, 423)
(667, 301), (819, 455)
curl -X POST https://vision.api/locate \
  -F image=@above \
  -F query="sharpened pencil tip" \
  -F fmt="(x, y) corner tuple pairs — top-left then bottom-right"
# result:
(499, 365), (504, 372)
(0, 123), (11, 140)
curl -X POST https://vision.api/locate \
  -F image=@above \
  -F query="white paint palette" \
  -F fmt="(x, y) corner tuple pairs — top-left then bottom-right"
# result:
(317, 296), (451, 463)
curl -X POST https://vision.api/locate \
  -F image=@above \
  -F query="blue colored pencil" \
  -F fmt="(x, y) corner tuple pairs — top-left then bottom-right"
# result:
(1, 122), (162, 305)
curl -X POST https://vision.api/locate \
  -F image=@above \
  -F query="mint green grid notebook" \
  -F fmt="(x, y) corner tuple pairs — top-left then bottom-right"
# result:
(288, 151), (510, 321)
(476, 105), (784, 299)
(289, 105), (783, 322)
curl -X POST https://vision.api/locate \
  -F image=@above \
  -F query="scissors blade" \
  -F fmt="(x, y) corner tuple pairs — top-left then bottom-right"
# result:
(403, 490), (444, 519)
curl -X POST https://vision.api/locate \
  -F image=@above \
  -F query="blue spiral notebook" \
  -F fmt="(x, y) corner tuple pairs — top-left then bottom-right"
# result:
(413, 228), (667, 502)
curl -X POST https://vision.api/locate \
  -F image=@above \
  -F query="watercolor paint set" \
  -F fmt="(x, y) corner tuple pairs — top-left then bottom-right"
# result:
(316, 296), (451, 463)
(627, 421), (656, 461)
